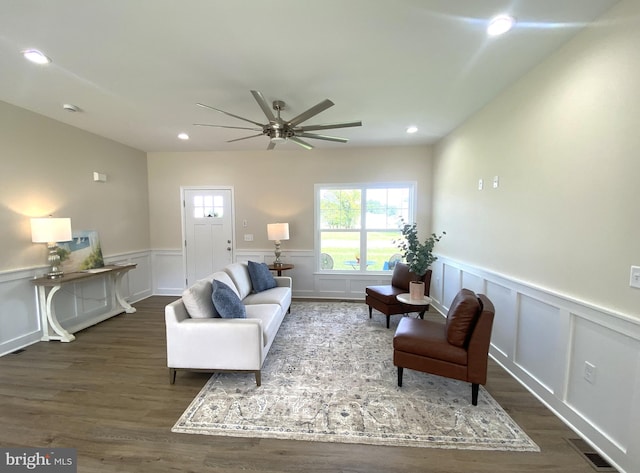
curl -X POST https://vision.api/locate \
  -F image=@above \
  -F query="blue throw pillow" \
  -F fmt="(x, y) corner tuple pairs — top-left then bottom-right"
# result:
(247, 261), (277, 293)
(211, 280), (246, 319)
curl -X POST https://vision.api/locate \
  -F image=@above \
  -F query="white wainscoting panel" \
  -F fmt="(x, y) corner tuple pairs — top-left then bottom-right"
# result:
(567, 315), (638, 452)
(442, 264), (461, 308)
(485, 280), (514, 360)
(108, 251), (153, 302)
(430, 260), (444, 306)
(152, 250), (184, 295)
(0, 268), (42, 355)
(516, 295), (562, 395)
(431, 256), (640, 473)
(462, 271), (485, 296)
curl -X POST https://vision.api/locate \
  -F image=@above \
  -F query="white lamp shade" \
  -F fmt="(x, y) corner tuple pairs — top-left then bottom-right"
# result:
(267, 223), (289, 241)
(31, 217), (72, 243)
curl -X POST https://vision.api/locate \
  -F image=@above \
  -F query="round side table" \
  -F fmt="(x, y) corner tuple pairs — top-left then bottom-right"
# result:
(396, 293), (432, 320)
(267, 263), (294, 276)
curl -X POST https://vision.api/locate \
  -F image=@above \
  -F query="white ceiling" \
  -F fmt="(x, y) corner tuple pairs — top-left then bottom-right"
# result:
(0, 0), (619, 152)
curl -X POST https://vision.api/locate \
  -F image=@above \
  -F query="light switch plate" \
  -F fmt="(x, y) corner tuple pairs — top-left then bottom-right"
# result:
(492, 175), (499, 188)
(630, 266), (640, 289)
(478, 178), (484, 190)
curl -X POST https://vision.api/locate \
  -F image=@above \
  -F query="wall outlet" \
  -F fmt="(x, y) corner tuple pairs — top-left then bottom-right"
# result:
(492, 175), (499, 188)
(630, 266), (640, 289)
(478, 178), (484, 190)
(584, 361), (596, 384)
(243, 234), (253, 242)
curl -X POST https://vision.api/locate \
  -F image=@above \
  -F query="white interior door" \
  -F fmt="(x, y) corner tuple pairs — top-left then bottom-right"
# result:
(183, 188), (234, 287)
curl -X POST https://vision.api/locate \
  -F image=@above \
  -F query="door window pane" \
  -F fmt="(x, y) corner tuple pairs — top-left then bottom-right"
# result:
(193, 195), (224, 218)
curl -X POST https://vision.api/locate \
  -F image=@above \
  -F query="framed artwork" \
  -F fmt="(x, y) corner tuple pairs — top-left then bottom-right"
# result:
(58, 230), (105, 273)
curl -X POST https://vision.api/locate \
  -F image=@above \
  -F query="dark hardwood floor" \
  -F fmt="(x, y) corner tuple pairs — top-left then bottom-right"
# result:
(0, 297), (595, 472)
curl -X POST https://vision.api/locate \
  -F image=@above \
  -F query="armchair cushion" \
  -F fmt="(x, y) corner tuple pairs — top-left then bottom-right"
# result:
(390, 263), (413, 291)
(182, 279), (219, 318)
(445, 288), (481, 347)
(212, 280), (247, 319)
(247, 261), (277, 293)
(365, 284), (406, 305)
(394, 318), (468, 365)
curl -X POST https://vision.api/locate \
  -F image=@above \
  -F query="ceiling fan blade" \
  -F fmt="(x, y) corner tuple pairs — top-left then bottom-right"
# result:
(196, 103), (264, 127)
(227, 133), (264, 143)
(287, 99), (334, 128)
(194, 123), (262, 131)
(267, 141), (276, 151)
(297, 132), (348, 143)
(297, 121), (362, 132)
(288, 136), (314, 150)
(251, 90), (276, 122)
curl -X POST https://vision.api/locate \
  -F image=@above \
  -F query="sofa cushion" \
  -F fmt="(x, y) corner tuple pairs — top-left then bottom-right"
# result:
(243, 286), (291, 314)
(224, 262), (253, 299)
(247, 261), (277, 293)
(212, 280), (246, 319)
(211, 271), (240, 299)
(445, 289), (481, 347)
(245, 303), (283, 347)
(182, 279), (219, 318)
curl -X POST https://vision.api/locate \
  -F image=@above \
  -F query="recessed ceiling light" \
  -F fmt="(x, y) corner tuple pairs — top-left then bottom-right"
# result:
(406, 126), (418, 134)
(22, 49), (51, 65)
(178, 133), (189, 140)
(487, 14), (515, 36)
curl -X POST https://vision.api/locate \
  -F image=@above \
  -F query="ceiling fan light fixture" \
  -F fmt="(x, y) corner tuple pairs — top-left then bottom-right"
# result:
(270, 129), (286, 143)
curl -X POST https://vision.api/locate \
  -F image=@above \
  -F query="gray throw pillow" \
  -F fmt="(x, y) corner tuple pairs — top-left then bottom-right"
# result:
(212, 280), (246, 319)
(247, 261), (277, 293)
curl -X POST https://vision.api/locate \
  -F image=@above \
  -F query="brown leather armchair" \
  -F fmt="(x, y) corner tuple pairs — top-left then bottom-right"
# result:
(365, 263), (432, 328)
(393, 289), (495, 406)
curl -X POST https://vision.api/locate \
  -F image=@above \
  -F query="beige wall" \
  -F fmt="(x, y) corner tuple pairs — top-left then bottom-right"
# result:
(432, 0), (640, 316)
(147, 146), (433, 251)
(0, 100), (150, 271)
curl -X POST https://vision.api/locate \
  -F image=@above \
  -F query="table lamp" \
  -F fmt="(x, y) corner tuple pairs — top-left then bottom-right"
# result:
(31, 216), (72, 279)
(267, 223), (289, 266)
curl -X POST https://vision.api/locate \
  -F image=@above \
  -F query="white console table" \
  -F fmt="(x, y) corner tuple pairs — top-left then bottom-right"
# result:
(32, 264), (137, 342)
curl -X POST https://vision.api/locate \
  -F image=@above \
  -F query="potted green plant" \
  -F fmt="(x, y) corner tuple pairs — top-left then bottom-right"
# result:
(395, 220), (445, 299)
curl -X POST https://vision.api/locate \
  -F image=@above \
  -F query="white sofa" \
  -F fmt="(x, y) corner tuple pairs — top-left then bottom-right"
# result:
(165, 262), (292, 386)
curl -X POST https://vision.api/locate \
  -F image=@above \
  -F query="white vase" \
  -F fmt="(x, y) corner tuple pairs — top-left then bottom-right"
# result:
(409, 281), (425, 300)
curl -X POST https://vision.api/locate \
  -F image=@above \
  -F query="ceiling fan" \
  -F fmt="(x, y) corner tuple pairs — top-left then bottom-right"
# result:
(194, 90), (362, 150)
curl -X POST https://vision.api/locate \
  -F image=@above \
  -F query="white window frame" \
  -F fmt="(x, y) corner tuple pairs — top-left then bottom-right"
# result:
(314, 182), (416, 273)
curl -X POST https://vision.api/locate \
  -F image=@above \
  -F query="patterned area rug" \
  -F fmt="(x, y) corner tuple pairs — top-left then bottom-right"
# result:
(172, 301), (539, 451)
